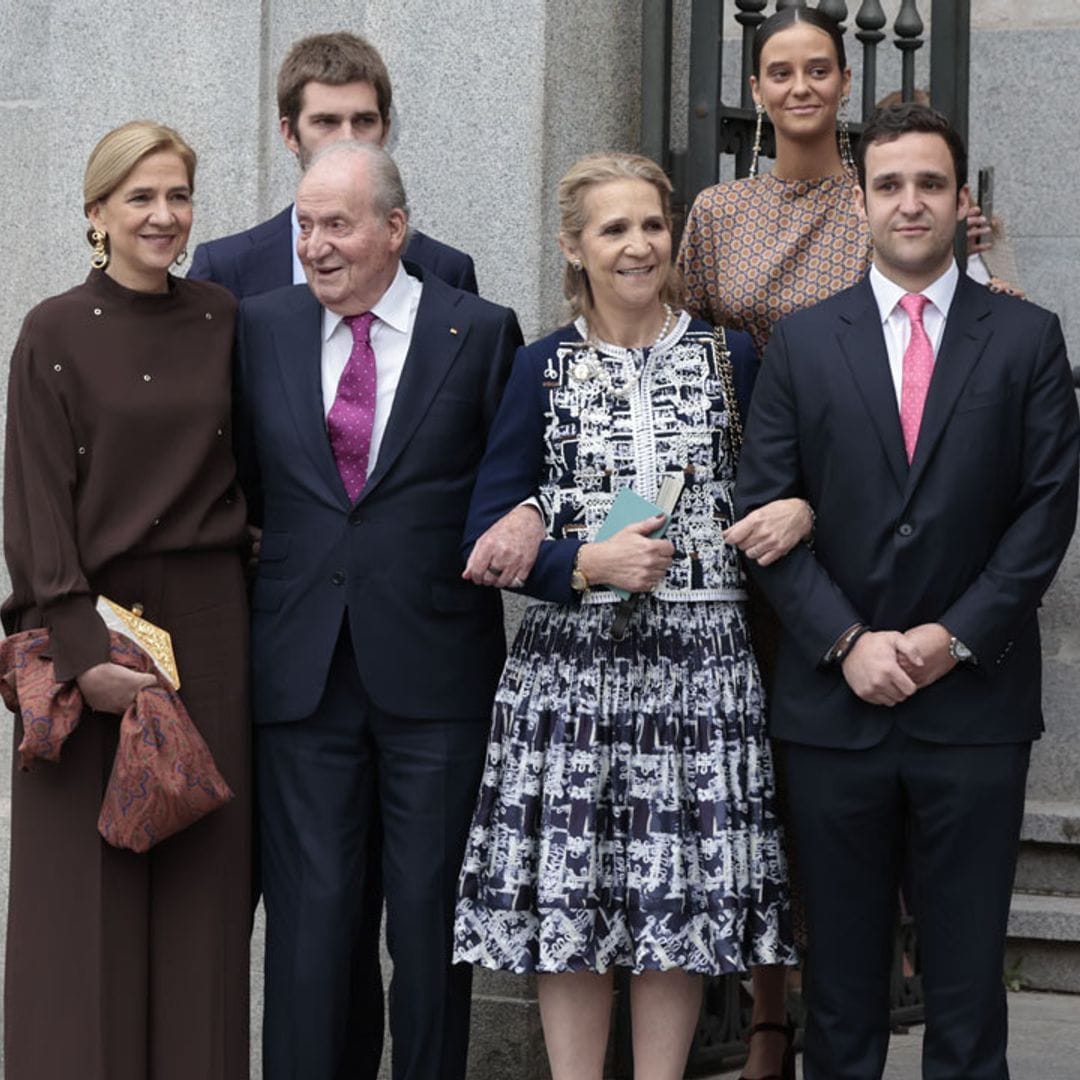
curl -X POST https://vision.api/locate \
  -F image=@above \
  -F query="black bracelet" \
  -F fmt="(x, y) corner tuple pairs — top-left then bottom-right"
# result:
(835, 624), (870, 664)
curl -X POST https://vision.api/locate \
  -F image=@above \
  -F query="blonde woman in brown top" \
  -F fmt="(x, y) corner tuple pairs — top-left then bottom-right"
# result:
(2, 121), (251, 1080)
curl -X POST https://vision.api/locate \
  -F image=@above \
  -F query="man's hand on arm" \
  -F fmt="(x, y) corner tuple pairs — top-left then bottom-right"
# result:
(724, 497), (813, 566)
(462, 504), (545, 588)
(841, 630), (922, 707)
(898, 622), (957, 689)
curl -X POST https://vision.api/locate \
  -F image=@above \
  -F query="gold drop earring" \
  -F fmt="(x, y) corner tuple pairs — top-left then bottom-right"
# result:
(749, 103), (765, 179)
(90, 229), (108, 269)
(838, 95), (854, 171)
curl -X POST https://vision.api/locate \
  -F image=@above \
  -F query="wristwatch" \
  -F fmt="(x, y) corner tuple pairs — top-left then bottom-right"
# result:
(570, 548), (589, 593)
(949, 635), (975, 664)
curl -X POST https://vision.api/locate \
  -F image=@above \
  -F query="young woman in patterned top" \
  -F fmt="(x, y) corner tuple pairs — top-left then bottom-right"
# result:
(678, 9), (860, 1079)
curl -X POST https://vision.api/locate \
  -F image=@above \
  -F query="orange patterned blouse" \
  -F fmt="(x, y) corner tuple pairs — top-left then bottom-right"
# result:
(678, 170), (872, 357)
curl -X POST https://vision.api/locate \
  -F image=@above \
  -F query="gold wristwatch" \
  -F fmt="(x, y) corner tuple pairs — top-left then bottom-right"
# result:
(570, 547), (589, 593)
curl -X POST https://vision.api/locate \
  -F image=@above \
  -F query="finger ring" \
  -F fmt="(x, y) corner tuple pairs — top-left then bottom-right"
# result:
(511, 576), (525, 588)
(487, 565), (504, 575)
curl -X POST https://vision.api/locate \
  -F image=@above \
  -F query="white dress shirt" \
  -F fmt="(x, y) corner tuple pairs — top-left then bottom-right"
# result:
(869, 261), (960, 406)
(290, 205), (306, 285)
(320, 262), (423, 480)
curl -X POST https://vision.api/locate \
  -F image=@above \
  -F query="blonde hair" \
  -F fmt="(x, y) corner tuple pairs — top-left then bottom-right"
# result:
(83, 121), (197, 248)
(558, 152), (684, 319)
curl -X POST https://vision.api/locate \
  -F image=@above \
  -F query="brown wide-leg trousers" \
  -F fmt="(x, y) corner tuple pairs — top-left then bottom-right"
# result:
(4, 551), (251, 1080)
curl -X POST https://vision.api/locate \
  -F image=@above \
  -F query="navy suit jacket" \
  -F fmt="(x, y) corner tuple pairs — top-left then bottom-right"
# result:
(735, 272), (1079, 750)
(234, 263), (521, 724)
(190, 205), (478, 298)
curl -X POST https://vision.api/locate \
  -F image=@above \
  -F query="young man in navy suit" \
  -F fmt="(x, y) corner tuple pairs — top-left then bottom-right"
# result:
(189, 31), (477, 298)
(234, 141), (520, 1080)
(735, 104), (1079, 1079)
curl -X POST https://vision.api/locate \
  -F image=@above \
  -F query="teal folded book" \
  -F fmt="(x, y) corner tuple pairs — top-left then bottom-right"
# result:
(594, 474), (684, 601)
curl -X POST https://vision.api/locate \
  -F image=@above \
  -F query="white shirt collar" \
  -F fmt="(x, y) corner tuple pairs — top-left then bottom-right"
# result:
(289, 203), (305, 286)
(320, 261), (416, 342)
(869, 259), (960, 325)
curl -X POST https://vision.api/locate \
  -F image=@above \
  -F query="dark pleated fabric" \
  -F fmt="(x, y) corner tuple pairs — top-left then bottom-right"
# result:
(4, 551), (251, 1080)
(455, 598), (795, 976)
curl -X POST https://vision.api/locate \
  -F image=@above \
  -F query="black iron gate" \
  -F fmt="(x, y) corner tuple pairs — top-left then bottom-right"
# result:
(617, 2), (974, 1076)
(643, 0), (971, 209)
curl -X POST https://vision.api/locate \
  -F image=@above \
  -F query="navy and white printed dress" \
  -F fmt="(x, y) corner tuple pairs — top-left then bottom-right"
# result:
(453, 312), (796, 976)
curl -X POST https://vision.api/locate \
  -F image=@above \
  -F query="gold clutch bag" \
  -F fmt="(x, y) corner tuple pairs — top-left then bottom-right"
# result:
(94, 596), (181, 690)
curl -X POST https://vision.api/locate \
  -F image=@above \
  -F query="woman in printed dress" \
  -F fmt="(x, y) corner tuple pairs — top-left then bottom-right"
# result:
(452, 152), (811, 1080)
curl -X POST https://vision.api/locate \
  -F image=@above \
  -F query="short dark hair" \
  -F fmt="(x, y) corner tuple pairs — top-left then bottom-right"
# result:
(277, 32), (392, 135)
(856, 102), (968, 195)
(752, 6), (847, 77)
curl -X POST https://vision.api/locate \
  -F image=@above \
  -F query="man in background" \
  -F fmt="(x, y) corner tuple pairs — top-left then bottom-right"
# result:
(189, 30), (476, 297)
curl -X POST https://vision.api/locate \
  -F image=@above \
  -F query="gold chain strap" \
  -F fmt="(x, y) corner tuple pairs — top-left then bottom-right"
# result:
(714, 325), (742, 460)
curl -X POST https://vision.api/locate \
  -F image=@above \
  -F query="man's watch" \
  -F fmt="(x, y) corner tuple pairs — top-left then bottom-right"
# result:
(570, 547), (589, 593)
(949, 635), (975, 665)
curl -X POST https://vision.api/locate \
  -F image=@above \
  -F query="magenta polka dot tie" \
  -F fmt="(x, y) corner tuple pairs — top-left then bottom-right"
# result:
(898, 293), (933, 464)
(328, 312), (377, 501)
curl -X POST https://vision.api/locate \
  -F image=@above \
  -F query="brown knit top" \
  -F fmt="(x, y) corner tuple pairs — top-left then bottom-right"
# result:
(2, 269), (247, 680)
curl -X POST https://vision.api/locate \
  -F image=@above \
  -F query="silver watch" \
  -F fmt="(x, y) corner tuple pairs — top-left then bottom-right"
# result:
(949, 636), (974, 664)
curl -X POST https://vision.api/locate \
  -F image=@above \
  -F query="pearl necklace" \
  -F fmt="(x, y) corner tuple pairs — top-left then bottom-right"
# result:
(570, 304), (676, 399)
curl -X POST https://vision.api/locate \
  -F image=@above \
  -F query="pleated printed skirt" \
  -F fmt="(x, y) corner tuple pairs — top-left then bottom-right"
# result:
(453, 596), (796, 976)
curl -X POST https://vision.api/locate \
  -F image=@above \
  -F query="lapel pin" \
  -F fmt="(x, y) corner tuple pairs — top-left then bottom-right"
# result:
(449, 327), (459, 335)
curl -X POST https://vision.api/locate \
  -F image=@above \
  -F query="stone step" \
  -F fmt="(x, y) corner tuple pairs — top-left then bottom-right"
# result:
(1008, 892), (1080, 941)
(1006, 893), (1080, 993)
(1014, 843), (1080, 896)
(1014, 799), (1080, 896)
(1020, 799), (1080, 846)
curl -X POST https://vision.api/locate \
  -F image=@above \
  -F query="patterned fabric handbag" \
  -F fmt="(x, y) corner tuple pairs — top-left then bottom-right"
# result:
(0, 628), (233, 853)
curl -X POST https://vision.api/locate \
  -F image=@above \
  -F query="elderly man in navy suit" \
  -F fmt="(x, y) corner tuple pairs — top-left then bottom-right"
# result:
(235, 140), (521, 1080)
(190, 31), (476, 297)
(735, 104), (1079, 1080)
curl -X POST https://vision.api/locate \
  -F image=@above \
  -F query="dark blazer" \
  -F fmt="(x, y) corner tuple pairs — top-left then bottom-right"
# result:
(735, 272), (1079, 750)
(189, 206), (479, 298)
(234, 263), (522, 724)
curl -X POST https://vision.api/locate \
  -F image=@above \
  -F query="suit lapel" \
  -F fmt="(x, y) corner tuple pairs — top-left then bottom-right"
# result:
(272, 287), (349, 503)
(836, 279), (908, 492)
(904, 274), (992, 498)
(360, 274), (467, 500)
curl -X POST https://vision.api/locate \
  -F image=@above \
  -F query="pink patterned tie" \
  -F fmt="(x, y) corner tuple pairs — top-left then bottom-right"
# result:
(328, 312), (377, 501)
(898, 293), (933, 464)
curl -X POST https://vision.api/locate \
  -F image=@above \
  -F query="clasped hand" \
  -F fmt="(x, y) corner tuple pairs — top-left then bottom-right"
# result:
(841, 623), (957, 707)
(77, 661), (158, 715)
(577, 515), (673, 593)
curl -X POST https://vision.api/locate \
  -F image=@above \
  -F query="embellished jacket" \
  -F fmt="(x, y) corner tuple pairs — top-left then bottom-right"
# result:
(464, 313), (759, 605)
